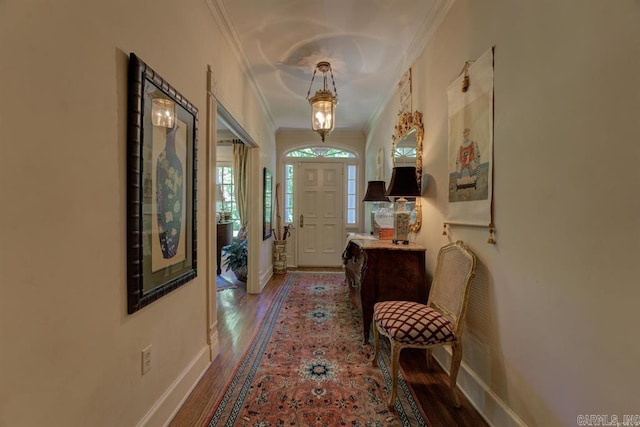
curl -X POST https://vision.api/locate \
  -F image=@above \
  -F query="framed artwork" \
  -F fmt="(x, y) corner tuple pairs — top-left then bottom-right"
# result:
(263, 167), (273, 240)
(126, 53), (198, 314)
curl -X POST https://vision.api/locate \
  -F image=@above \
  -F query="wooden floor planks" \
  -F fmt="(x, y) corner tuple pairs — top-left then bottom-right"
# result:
(169, 269), (488, 427)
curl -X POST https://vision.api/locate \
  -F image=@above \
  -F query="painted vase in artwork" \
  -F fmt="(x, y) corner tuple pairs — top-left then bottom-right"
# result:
(156, 125), (183, 259)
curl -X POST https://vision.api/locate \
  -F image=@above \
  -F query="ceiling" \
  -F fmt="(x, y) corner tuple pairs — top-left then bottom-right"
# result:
(212, 0), (451, 134)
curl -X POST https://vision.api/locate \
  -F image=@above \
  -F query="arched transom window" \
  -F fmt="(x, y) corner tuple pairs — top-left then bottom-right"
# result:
(286, 147), (356, 158)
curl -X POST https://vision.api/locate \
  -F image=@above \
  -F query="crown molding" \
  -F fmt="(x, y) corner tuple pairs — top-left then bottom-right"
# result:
(277, 128), (365, 139)
(364, 0), (454, 134)
(204, 0), (276, 133)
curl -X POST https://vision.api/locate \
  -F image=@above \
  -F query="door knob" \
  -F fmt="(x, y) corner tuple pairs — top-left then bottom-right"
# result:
(300, 214), (304, 228)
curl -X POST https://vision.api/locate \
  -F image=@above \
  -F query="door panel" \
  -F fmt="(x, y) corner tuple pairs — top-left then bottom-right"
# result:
(297, 162), (344, 266)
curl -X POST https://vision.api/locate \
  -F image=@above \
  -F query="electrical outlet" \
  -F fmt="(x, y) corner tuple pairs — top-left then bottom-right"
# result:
(141, 345), (152, 375)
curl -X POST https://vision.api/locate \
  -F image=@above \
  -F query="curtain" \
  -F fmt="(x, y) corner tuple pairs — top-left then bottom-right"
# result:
(233, 141), (249, 240)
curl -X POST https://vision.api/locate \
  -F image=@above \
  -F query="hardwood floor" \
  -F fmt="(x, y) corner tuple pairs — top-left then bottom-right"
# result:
(169, 269), (488, 427)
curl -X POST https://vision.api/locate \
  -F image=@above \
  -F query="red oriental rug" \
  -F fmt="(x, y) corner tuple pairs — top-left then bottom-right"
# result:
(207, 272), (431, 426)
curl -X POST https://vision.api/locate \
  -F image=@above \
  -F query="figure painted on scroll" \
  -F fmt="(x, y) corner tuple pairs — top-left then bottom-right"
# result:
(448, 122), (490, 203)
(455, 127), (480, 188)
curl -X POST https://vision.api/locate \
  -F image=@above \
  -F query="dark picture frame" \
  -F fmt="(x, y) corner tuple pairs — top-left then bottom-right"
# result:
(126, 53), (198, 314)
(263, 167), (273, 240)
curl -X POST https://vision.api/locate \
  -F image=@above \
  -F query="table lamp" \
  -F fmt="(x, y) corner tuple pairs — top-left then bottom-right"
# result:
(386, 166), (420, 244)
(363, 180), (391, 238)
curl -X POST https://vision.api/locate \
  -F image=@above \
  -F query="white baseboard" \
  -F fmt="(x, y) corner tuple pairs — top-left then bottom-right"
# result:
(432, 348), (527, 427)
(260, 268), (273, 292)
(135, 345), (211, 427)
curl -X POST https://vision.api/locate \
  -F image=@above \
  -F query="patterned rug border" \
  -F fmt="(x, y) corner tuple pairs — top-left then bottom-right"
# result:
(206, 271), (431, 426)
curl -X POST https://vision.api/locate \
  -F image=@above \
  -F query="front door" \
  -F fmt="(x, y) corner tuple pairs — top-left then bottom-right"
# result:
(296, 162), (344, 266)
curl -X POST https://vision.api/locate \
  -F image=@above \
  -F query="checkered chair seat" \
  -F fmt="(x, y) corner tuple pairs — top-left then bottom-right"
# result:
(374, 300), (455, 345)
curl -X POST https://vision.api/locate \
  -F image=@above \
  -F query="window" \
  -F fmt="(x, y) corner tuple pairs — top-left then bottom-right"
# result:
(346, 165), (356, 225)
(284, 164), (294, 224)
(286, 147), (355, 158)
(216, 164), (240, 234)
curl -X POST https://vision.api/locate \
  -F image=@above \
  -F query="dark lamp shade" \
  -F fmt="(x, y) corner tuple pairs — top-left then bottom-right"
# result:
(363, 180), (390, 202)
(386, 166), (420, 197)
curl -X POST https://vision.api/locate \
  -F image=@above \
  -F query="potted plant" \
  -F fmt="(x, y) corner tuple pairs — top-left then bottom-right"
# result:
(222, 237), (248, 281)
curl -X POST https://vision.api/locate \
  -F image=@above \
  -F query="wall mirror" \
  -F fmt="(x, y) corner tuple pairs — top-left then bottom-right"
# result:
(392, 110), (423, 232)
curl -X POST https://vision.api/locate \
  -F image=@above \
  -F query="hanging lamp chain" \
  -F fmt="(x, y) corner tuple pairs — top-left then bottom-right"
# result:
(305, 67), (319, 100)
(305, 62), (338, 100)
(328, 64), (338, 101)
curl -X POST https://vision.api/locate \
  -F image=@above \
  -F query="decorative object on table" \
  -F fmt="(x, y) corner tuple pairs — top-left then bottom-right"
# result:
(362, 180), (390, 237)
(206, 272), (429, 426)
(445, 46), (495, 243)
(372, 241), (477, 409)
(386, 166), (420, 244)
(222, 237), (248, 282)
(305, 61), (338, 142)
(126, 53), (198, 314)
(377, 226), (394, 241)
(263, 167), (273, 240)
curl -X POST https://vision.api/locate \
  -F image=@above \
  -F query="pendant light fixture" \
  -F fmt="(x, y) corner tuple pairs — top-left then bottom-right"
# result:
(306, 61), (338, 142)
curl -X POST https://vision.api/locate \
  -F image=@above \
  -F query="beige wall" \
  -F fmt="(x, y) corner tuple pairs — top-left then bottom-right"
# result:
(367, 1), (640, 425)
(2, 0), (639, 425)
(0, 0), (274, 425)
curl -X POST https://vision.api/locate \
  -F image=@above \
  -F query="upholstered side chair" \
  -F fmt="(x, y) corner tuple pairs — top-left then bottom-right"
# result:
(372, 240), (477, 408)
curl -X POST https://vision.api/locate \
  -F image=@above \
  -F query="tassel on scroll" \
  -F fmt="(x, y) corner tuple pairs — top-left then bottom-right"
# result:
(460, 60), (475, 93)
(487, 224), (496, 244)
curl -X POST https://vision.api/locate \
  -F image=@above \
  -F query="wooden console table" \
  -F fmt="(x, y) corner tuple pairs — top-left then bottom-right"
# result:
(216, 222), (233, 275)
(343, 238), (427, 343)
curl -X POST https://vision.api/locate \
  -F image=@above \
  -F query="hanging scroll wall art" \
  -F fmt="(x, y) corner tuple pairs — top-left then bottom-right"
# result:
(445, 47), (495, 243)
